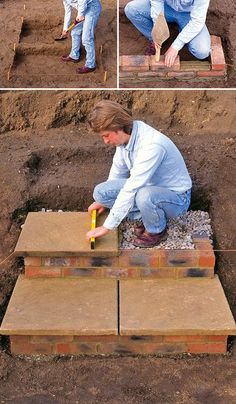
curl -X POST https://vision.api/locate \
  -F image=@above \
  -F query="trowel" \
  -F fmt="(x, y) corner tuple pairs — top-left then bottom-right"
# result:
(151, 12), (170, 61)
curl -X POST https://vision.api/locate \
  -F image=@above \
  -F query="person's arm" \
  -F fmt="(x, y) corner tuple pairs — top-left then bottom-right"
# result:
(150, 0), (164, 22)
(76, 0), (88, 20)
(172, 0), (210, 51)
(107, 148), (130, 181)
(63, 0), (73, 31)
(103, 143), (166, 230)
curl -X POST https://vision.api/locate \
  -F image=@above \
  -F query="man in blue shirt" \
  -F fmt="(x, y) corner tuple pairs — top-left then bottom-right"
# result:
(124, 0), (211, 67)
(86, 100), (192, 248)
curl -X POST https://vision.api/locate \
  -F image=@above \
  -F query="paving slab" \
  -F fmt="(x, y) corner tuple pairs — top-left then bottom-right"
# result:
(120, 276), (236, 335)
(0, 275), (118, 335)
(14, 212), (118, 257)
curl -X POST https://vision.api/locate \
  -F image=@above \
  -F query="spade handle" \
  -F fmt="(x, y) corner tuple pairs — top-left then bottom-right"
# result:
(155, 45), (161, 62)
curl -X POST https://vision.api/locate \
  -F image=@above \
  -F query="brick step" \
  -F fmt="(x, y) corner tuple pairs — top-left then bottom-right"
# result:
(15, 212), (215, 280)
(0, 276), (235, 355)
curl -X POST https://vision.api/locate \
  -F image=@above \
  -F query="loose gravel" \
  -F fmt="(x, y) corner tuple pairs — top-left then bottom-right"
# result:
(119, 210), (213, 250)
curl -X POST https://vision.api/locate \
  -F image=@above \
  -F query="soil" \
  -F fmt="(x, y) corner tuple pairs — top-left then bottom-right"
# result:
(0, 0), (117, 88)
(0, 90), (236, 402)
(119, 0), (236, 88)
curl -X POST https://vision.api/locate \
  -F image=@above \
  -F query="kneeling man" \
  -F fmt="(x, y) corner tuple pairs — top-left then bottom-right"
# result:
(86, 100), (192, 248)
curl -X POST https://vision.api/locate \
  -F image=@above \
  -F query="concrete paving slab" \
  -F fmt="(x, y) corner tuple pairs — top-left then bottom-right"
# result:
(120, 276), (236, 335)
(14, 212), (118, 256)
(0, 275), (118, 335)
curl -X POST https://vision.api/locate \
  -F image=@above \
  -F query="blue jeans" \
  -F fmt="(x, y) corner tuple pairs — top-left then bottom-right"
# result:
(69, 1), (102, 68)
(125, 0), (210, 59)
(93, 179), (191, 233)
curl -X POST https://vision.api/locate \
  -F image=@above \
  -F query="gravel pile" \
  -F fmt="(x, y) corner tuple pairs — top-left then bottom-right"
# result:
(119, 210), (213, 250)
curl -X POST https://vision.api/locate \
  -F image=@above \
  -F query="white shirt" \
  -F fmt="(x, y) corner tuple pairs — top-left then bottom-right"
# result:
(63, 0), (93, 31)
(103, 120), (192, 230)
(150, 0), (210, 51)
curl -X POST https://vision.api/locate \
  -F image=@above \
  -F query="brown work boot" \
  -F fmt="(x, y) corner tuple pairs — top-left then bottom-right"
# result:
(144, 40), (156, 56)
(61, 55), (79, 63)
(76, 66), (96, 74)
(133, 228), (168, 248)
(133, 222), (145, 236)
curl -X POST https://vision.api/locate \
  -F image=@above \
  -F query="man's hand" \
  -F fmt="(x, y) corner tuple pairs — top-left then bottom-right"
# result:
(88, 201), (106, 216)
(76, 16), (85, 23)
(86, 226), (109, 240)
(164, 46), (178, 67)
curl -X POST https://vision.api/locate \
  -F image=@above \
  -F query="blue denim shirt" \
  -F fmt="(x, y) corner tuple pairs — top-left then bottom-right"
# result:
(63, 0), (95, 30)
(150, 0), (210, 51)
(103, 121), (192, 230)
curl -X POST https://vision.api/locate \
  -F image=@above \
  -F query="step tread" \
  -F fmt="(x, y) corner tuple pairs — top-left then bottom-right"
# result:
(120, 276), (236, 335)
(0, 275), (118, 335)
(14, 212), (118, 257)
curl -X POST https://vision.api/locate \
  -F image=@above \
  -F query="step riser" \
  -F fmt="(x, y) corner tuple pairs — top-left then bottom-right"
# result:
(24, 238), (215, 279)
(10, 335), (228, 355)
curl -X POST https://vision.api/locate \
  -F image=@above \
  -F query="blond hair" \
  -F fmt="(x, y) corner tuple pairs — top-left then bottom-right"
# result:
(88, 100), (133, 134)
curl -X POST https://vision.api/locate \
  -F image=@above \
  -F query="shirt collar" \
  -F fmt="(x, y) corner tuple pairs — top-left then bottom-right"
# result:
(124, 120), (137, 151)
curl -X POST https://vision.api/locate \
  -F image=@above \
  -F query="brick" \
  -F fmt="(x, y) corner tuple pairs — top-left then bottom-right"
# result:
(177, 267), (214, 278)
(159, 250), (198, 267)
(24, 257), (42, 266)
(206, 335), (228, 343)
(120, 55), (149, 72)
(56, 343), (97, 355)
(210, 36), (226, 71)
(199, 251), (215, 268)
(188, 343), (227, 354)
(197, 70), (225, 77)
(141, 267), (176, 279)
(195, 241), (213, 251)
(180, 61), (210, 72)
(82, 256), (115, 267)
(164, 335), (205, 343)
(25, 266), (62, 278)
(30, 335), (73, 344)
(11, 340), (53, 355)
(137, 71), (167, 78)
(150, 55), (180, 71)
(10, 335), (30, 343)
(63, 267), (103, 278)
(167, 71), (196, 78)
(43, 257), (77, 266)
(105, 268), (139, 278)
(119, 250), (159, 268)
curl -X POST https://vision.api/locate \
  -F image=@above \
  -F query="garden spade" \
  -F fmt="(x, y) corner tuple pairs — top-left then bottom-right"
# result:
(151, 12), (170, 61)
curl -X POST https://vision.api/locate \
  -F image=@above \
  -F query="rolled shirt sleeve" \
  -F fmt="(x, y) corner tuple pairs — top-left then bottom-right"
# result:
(172, 0), (210, 51)
(103, 144), (166, 230)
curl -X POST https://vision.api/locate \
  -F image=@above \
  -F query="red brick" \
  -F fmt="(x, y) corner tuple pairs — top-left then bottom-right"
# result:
(150, 55), (180, 71)
(164, 335), (206, 343)
(197, 70), (225, 77)
(56, 343), (97, 355)
(159, 250), (198, 267)
(137, 71), (166, 78)
(10, 335), (30, 343)
(206, 335), (228, 343)
(188, 343), (227, 354)
(30, 335), (73, 344)
(24, 257), (42, 266)
(119, 250), (159, 268)
(195, 241), (213, 250)
(210, 36), (226, 71)
(198, 251), (215, 268)
(25, 266), (62, 278)
(141, 267), (176, 279)
(11, 340), (53, 355)
(105, 267), (139, 278)
(63, 267), (103, 278)
(120, 55), (149, 72)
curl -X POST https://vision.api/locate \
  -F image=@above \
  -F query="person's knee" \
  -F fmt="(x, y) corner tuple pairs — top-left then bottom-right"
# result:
(135, 187), (150, 210)
(189, 41), (210, 60)
(124, 1), (136, 20)
(93, 182), (106, 203)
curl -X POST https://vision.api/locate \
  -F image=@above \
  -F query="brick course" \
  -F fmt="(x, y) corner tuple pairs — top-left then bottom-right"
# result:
(10, 334), (228, 355)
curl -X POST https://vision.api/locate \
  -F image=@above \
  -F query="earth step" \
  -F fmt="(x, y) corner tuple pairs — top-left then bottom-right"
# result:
(0, 276), (235, 355)
(15, 212), (215, 280)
